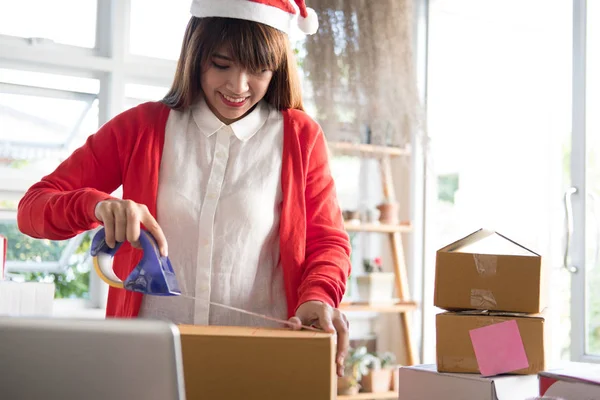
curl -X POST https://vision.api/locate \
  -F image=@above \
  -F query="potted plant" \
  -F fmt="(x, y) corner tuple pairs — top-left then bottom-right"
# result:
(360, 353), (393, 393)
(337, 346), (370, 396)
(376, 200), (399, 224)
(356, 257), (395, 304)
(380, 352), (401, 392)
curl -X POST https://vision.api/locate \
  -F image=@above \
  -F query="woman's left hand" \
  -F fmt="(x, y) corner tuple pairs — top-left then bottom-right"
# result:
(289, 301), (350, 378)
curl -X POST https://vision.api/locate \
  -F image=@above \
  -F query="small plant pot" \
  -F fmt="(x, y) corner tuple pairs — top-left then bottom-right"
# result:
(376, 202), (399, 224)
(337, 376), (360, 396)
(361, 369), (393, 393)
(356, 273), (395, 304)
(343, 210), (361, 224)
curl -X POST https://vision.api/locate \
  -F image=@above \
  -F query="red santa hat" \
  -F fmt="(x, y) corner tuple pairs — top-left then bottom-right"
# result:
(190, 0), (319, 36)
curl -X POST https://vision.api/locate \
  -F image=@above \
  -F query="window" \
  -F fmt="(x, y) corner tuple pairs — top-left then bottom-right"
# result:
(0, 69), (100, 300)
(582, 0), (600, 358)
(0, 0), (97, 48)
(425, 0), (573, 363)
(129, 0), (190, 60)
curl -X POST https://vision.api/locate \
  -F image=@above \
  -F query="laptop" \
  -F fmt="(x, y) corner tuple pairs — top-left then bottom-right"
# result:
(0, 316), (186, 400)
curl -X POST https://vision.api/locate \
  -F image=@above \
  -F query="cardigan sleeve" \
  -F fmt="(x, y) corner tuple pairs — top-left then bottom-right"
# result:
(17, 116), (126, 240)
(297, 129), (352, 309)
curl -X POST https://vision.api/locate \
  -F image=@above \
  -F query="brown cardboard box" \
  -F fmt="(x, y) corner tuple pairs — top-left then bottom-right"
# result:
(178, 324), (336, 400)
(436, 311), (548, 375)
(434, 229), (545, 313)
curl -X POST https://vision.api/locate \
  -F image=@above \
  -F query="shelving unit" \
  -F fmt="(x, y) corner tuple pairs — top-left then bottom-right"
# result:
(344, 222), (412, 233)
(328, 141), (411, 157)
(340, 301), (417, 313)
(329, 141), (417, 398)
(338, 391), (399, 400)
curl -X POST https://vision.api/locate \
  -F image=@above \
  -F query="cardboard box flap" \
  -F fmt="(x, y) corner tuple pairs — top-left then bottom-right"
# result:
(493, 375), (540, 400)
(438, 229), (539, 257)
(450, 309), (547, 320)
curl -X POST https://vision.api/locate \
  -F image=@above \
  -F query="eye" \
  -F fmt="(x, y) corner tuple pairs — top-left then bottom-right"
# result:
(212, 61), (229, 70)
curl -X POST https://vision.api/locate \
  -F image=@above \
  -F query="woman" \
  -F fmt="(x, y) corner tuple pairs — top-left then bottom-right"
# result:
(17, 0), (351, 376)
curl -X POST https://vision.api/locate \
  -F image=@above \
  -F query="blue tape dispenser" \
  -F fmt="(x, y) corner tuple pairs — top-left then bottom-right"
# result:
(90, 227), (181, 296)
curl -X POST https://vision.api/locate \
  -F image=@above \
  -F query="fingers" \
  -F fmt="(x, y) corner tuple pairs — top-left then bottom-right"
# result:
(94, 200), (167, 256)
(333, 311), (350, 377)
(318, 306), (336, 333)
(113, 205), (127, 244)
(287, 316), (302, 330)
(139, 205), (168, 257)
(126, 202), (142, 249)
(101, 208), (116, 249)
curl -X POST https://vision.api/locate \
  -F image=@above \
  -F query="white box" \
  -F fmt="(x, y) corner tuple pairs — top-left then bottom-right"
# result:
(0, 281), (55, 316)
(398, 364), (539, 400)
(539, 362), (600, 399)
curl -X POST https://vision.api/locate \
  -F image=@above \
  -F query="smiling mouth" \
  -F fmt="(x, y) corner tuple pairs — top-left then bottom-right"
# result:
(219, 92), (249, 107)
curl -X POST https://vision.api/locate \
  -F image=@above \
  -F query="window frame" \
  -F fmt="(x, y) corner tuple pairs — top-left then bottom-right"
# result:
(0, 0), (179, 313)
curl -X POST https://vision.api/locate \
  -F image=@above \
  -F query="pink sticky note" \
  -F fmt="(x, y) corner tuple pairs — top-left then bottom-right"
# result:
(469, 319), (529, 377)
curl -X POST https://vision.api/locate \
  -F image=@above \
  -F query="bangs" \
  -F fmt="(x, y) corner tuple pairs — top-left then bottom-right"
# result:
(201, 17), (287, 72)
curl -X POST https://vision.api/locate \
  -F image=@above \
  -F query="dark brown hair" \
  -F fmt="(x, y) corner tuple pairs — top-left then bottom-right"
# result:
(162, 17), (304, 111)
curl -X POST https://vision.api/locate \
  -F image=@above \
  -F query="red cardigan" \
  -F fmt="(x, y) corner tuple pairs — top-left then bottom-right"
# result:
(17, 102), (351, 319)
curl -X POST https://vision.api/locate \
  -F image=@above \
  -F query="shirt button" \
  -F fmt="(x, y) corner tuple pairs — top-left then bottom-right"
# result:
(206, 192), (216, 199)
(216, 151), (226, 158)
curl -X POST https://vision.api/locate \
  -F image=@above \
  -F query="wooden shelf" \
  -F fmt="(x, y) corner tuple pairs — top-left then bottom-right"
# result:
(328, 141), (411, 157)
(340, 301), (417, 313)
(338, 391), (399, 399)
(344, 222), (412, 233)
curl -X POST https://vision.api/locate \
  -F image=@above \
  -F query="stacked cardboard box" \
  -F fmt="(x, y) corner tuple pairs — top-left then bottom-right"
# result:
(433, 229), (549, 376)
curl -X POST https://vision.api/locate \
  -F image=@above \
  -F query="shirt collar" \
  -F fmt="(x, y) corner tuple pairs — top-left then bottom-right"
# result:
(192, 97), (270, 141)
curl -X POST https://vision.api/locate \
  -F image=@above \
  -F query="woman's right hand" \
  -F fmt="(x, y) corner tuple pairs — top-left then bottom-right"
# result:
(94, 199), (168, 257)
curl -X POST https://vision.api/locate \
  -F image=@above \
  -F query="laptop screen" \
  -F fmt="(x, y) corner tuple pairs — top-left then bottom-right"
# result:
(0, 317), (186, 400)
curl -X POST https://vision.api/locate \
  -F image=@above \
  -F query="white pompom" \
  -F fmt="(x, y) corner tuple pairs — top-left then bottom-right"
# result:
(298, 7), (318, 35)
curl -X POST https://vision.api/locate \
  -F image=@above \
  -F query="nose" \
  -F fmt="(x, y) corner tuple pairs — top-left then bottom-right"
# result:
(227, 70), (250, 95)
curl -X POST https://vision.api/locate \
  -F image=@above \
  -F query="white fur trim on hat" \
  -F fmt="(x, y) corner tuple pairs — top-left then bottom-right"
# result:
(190, 0), (318, 36)
(297, 6), (318, 35)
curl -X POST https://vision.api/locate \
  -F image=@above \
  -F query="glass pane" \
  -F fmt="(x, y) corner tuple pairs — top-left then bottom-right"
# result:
(1, 219), (92, 299)
(129, 0), (190, 60)
(0, 70), (99, 165)
(123, 83), (169, 111)
(0, 221), (67, 263)
(585, 0), (600, 356)
(425, 0), (572, 362)
(0, 0), (97, 48)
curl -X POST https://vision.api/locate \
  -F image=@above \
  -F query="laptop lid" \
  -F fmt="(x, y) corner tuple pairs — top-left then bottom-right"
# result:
(0, 316), (186, 400)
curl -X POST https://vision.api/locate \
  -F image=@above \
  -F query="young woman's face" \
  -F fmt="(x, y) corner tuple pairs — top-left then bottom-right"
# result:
(201, 48), (274, 124)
